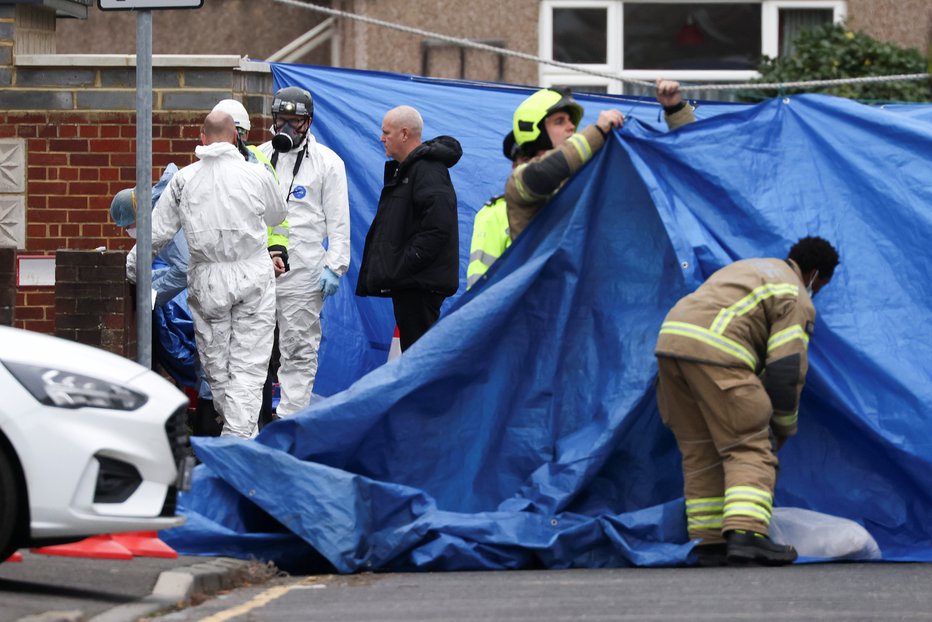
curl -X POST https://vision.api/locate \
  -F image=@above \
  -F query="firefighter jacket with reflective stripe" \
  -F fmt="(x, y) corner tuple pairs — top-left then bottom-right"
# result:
(655, 258), (816, 436)
(505, 124), (605, 241)
(467, 196), (511, 289)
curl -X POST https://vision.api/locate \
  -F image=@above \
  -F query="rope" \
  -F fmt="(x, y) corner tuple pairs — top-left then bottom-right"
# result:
(273, 0), (929, 94)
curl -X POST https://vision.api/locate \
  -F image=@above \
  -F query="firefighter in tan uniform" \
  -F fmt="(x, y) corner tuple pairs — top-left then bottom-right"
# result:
(505, 79), (694, 241)
(655, 236), (839, 566)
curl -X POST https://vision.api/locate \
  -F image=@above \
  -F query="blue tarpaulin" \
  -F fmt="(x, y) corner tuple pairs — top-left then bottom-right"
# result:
(161, 63), (932, 571)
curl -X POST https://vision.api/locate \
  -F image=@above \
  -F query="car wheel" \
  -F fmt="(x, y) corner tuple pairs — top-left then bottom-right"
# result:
(0, 448), (21, 562)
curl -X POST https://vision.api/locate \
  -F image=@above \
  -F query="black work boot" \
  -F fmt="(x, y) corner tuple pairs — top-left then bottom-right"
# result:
(725, 529), (798, 566)
(692, 542), (728, 567)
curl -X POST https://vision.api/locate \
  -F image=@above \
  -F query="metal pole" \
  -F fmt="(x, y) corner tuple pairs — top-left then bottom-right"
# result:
(135, 10), (153, 367)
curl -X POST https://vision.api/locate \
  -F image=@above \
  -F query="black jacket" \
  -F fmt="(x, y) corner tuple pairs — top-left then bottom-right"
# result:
(357, 136), (462, 297)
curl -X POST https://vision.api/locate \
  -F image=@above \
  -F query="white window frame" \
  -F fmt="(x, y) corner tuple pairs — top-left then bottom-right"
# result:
(539, 0), (847, 92)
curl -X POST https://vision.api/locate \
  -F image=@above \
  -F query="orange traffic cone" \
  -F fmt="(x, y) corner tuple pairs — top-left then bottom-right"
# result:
(112, 531), (178, 558)
(5, 551), (22, 562)
(387, 325), (401, 361)
(31, 534), (134, 560)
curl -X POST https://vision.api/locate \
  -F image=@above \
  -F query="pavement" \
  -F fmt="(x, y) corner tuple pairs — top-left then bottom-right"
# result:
(0, 550), (277, 622)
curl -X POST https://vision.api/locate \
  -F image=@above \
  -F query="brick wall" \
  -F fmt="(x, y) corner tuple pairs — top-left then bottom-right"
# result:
(0, 246), (14, 325)
(0, 3), (273, 336)
(55, 249), (135, 357)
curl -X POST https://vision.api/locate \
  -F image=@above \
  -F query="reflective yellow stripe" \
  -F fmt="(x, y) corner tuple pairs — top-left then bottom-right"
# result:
(513, 165), (534, 202)
(688, 516), (724, 529)
(710, 283), (799, 334)
(773, 412), (798, 427)
(566, 134), (592, 162)
(660, 321), (757, 369)
(469, 249), (499, 267)
(685, 497), (724, 511)
(768, 325), (810, 353)
(725, 486), (773, 506)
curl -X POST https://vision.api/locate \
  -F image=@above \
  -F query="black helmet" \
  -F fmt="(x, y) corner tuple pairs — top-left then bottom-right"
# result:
(271, 86), (314, 120)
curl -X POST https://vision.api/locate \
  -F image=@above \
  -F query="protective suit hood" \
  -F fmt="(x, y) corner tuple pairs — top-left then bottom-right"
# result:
(195, 142), (239, 160)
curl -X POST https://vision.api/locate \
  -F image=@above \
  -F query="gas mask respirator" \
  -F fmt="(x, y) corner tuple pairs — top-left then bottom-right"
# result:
(271, 121), (305, 152)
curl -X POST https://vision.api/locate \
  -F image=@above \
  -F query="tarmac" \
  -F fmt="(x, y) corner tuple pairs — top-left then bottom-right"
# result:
(1, 550), (276, 622)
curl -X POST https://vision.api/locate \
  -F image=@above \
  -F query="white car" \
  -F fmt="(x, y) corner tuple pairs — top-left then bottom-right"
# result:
(0, 325), (193, 561)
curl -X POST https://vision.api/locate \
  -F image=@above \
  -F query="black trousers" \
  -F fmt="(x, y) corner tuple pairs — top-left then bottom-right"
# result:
(391, 289), (445, 351)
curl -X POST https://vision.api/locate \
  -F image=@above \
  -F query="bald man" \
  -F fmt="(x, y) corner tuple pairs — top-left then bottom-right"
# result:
(357, 105), (462, 351)
(128, 110), (288, 438)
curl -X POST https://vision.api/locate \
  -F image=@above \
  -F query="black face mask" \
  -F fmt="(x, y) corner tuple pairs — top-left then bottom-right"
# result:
(271, 123), (305, 152)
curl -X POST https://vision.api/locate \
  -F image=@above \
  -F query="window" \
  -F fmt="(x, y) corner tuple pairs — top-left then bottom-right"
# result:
(539, 0), (846, 97)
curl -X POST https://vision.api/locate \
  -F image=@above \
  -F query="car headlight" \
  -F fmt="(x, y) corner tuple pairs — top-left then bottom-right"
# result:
(1, 361), (148, 411)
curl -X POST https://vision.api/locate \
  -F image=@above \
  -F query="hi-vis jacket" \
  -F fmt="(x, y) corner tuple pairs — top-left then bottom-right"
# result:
(467, 195), (510, 289)
(655, 258), (816, 437)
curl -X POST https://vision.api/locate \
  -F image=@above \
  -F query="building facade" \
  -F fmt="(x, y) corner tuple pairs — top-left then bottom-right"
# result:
(0, 0), (928, 338)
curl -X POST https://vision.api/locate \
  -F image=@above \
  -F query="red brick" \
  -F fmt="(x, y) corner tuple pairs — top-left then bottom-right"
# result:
(49, 139), (89, 152)
(81, 224), (103, 238)
(78, 167), (99, 180)
(53, 195), (88, 210)
(170, 139), (196, 153)
(99, 168), (120, 181)
(159, 125), (181, 139)
(31, 237), (66, 251)
(27, 138), (48, 151)
(27, 223), (48, 238)
(102, 313), (126, 329)
(27, 195), (47, 209)
(27, 167), (47, 181)
(70, 153), (109, 167)
(121, 125), (136, 138)
(97, 113), (132, 124)
(70, 209), (108, 224)
(0, 126), (15, 138)
(18, 125), (37, 138)
(111, 153), (134, 167)
(79, 125), (99, 138)
(100, 125), (121, 138)
(30, 209), (68, 223)
(24, 291), (54, 306)
(58, 167), (79, 181)
(92, 138), (133, 152)
(15, 306), (45, 320)
(53, 113), (94, 125)
(181, 125), (200, 139)
(30, 181), (69, 195)
(58, 125), (78, 138)
(8, 114), (47, 124)
(20, 319), (54, 334)
(69, 181), (111, 195)
(151, 138), (172, 152)
(28, 152), (68, 166)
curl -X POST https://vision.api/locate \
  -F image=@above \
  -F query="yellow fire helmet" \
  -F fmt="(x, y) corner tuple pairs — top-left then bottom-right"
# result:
(512, 88), (584, 154)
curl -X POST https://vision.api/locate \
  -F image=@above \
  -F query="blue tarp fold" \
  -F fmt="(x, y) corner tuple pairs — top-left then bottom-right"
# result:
(161, 64), (932, 571)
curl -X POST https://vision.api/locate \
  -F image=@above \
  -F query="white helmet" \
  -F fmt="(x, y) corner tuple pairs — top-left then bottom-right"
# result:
(212, 98), (251, 132)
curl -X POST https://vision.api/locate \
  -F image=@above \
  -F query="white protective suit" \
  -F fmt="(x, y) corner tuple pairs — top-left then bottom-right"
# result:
(258, 132), (350, 416)
(128, 141), (287, 437)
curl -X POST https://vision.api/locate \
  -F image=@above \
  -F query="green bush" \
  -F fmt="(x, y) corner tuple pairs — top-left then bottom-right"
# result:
(744, 23), (930, 103)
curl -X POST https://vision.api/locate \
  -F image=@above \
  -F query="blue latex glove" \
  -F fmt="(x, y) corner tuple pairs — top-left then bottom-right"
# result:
(320, 266), (340, 299)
